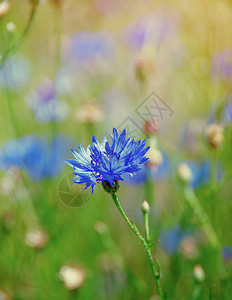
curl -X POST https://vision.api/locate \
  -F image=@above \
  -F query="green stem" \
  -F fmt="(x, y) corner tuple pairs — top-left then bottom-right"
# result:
(111, 193), (164, 299)
(0, 4), (38, 66)
(183, 187), (219, 249)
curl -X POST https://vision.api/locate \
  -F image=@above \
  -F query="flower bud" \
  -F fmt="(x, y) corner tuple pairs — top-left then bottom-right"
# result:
(193, 264), (205, 282)
(143, 119), (159, 136)
(146, 148), (163, 168)
(0, 1), (10, 18)
(59, 265), (86, 290)
(177, 163), (193, 185)
(180, 236), (198, 259)
(94, 221), (108, 234)
(76, 102), (104, 124)
(135, 57), (154, 83)
(25, 229), (48, 249)
(6, 22), (16, 33)
(205, 123), (224, 149)
(141, 200), (150, 214)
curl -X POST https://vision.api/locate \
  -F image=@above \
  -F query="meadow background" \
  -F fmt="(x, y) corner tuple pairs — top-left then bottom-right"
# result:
(0, 0), (232, 299)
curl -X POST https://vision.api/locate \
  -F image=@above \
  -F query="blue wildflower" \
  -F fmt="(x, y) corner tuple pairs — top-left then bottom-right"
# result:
(66, 31), (115, 63)
(160, 226), (185, 255)
(160, 226), (194, 255)
(65, 128), (150, 193)
(0, 135), (72, 180)
(26, 79), (69, 123)
(222, 245), (232, 262)
(180, 160), (223, 189)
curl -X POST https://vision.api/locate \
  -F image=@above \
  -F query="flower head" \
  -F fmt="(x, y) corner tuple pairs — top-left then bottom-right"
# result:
(0, 135), (72, 181)
(26, 78), (69, 123)
(65, 128), (150, 193)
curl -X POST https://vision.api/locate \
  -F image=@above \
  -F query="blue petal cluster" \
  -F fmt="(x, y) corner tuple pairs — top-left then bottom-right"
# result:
(65, 128), (150, 193)
(122, 149), (170, 184)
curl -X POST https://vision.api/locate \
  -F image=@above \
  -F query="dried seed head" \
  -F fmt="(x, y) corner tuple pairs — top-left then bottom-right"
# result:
(193, 264), (205, 282)
(205, 123), (224, 149)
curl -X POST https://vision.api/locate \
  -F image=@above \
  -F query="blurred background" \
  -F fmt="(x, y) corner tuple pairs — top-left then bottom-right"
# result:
(0, 0), (232, 299)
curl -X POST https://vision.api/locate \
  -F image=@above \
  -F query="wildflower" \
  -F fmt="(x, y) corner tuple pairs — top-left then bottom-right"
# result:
(160, 226), (184, 255)
(143, 119), (159, 136)
(205, 123), (224, 148)
(177, 160), (223, 188)
(179, 236), (198, 259)
(193, 265), (205, 282)
(65, 128), (150, 193)
(124, 13), (178, 50)
(25, 230), (48, 249)
(0, 135), (72, 181)
(26, 78), (68, 123)
(211, 50), (232, 81)
(65, 31), (115, 69)
(160, 226), (194, 255)
(59, 265), (86, 290)
(222, 245), (232, 263)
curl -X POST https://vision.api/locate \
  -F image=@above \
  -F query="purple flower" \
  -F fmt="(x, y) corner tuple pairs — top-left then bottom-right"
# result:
(222, 246), (232, 262)
(65, 31), (115, 63)
(124, 13), (178, 50)
(211, 50), (232, 81)
(26, 78), (68, 123)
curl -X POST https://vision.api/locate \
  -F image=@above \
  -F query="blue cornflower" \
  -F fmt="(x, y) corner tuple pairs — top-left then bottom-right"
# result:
(222, 245), (232, 262)
(26, 79), (69, 123)
(65, 31), (115, 63)
(179, 160), (223, 189)
(0, 135), (72, 181)
(65, 128), (150, 193)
